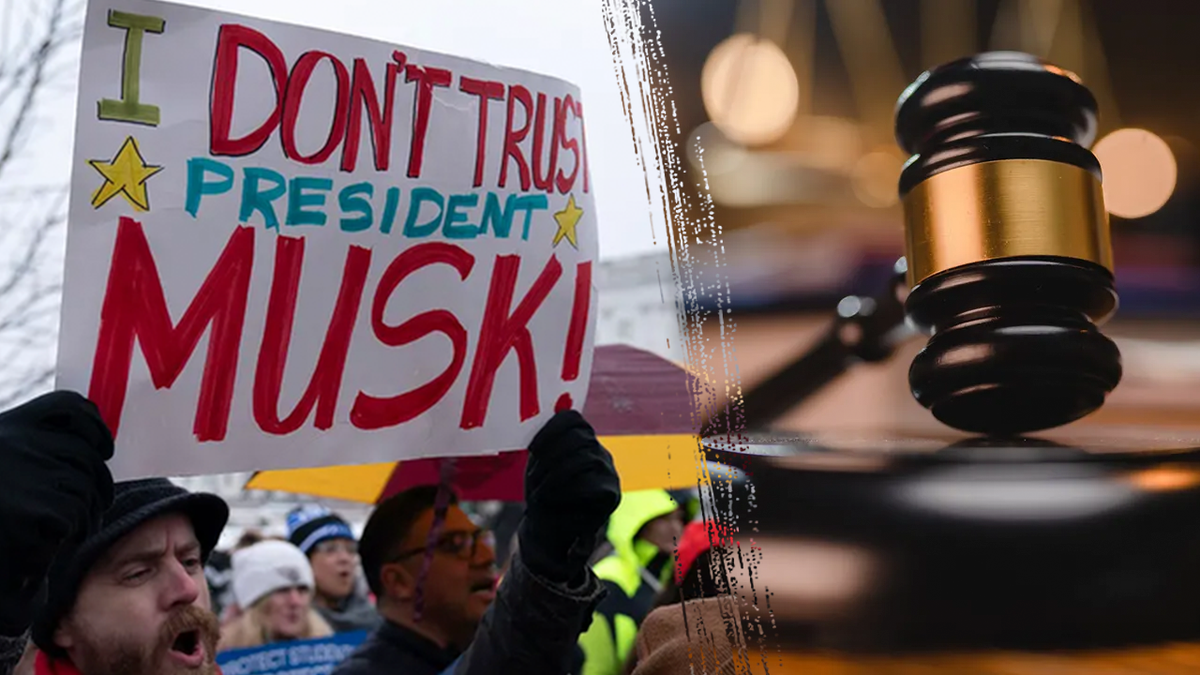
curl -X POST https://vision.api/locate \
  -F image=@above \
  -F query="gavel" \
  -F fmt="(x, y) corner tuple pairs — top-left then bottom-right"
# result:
(896, 51), (1121, 437)
(705, 51), (1123, 439)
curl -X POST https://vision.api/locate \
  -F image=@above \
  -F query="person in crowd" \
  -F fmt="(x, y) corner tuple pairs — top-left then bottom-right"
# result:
(0, 392), (620, 675)
(622, 520), (732, 674)
(652, 520), (728, 609)
(333, 486), (493, 673)
(286, 504), (379, 634)
(215, 530), (274, 627)
(667, 490), (701, 524)
(622, 474), (755, 675)
(334, 410), (622, 675)
(34, 473), (228, 675)
(218, 540), (333, 652)
(578, 490), (686, 675)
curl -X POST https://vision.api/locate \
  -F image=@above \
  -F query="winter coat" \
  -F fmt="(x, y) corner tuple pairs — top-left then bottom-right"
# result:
(333, 551), (604, 675)
(577, 490), (679, 675)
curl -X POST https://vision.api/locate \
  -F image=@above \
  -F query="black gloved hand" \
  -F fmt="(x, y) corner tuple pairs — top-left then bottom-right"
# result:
(518, 410), (621, 586)
(0, 391), (114, 636)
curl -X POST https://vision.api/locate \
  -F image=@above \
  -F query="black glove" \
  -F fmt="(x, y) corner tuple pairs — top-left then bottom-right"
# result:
(0, 391), (114, 636)
(518, 410), (621, 586)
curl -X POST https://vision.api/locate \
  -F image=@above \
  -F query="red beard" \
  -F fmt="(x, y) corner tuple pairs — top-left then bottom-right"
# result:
(39, 605), (221, 675)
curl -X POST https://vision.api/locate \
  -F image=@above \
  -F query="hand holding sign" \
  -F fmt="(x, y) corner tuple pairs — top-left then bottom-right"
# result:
(57, 0), (598, 479)
(519, 410), (621, 586)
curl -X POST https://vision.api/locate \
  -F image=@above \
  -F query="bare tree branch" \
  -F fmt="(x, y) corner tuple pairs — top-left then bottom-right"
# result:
(0, 197), (66, 299)
(0, 0), (78, 405)
(0, 0), (65, 178)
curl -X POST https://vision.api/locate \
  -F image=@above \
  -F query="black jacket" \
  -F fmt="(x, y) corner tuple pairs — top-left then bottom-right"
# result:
(333, 552), (604, 675)
(334, 619), (459, 675)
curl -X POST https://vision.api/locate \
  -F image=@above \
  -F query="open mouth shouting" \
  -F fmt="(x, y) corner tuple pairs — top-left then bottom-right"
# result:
(168, 628), (207, 668)
(160, 605), (219, 670)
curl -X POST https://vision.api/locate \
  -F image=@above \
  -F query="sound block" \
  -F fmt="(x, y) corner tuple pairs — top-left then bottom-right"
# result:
(701, 430), (1200, 653)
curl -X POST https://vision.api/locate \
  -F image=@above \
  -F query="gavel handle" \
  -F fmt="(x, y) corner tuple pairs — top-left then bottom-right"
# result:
(701, 258), (915, 437)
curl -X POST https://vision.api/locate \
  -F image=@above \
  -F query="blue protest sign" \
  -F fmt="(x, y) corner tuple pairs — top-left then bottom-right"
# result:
(216, 631), (368, 675)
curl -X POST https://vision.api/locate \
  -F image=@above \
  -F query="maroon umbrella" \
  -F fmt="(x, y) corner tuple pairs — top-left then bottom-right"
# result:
(246, 344), (705, 502)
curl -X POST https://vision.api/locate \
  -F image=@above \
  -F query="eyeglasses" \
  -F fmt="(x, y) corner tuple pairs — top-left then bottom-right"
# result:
(390, 529), (495, 563)
(313, 539), (358, 556)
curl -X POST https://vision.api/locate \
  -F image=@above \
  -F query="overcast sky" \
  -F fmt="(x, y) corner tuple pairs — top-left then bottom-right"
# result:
(29, 0), (663, 261)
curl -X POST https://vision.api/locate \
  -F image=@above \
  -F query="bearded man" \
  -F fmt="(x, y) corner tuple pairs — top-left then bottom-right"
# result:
(0, 392), (620, 675)
(34, 478), (230, 675)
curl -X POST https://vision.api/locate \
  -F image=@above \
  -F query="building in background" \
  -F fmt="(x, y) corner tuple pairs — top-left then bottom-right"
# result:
(595, 251), (684, 362)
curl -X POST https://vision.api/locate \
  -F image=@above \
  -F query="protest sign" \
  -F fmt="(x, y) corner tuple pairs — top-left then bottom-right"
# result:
(56, 0), (598, 479)
(216, 631), (367, 675)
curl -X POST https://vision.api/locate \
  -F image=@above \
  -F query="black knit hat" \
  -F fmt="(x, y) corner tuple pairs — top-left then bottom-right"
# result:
(32, 478), (229, 653)
(286, 504), (355, 556)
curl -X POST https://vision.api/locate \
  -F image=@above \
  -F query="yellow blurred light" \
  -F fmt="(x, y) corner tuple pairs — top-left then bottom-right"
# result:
(1093, 128), (1177, 219)
(701, 33), (799, 147)
(1126, 465), (1200, 492)
(851, 149), (905, 208)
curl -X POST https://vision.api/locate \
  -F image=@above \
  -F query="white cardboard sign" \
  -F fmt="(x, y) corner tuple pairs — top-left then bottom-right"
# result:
(56, 0), (598, 479)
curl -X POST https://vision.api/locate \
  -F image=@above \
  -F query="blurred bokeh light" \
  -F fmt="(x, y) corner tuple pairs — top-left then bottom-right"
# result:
(701, 33), (800, 146)
(1094, 128), (1178, 219)
(851, 148), (905, 208)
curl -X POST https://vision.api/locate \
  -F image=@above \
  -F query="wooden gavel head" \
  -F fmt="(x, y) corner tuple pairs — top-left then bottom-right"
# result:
(895, 52), (1122, 436)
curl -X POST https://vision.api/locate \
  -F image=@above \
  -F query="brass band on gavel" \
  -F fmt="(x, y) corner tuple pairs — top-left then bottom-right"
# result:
(903, 159), (1112, 289)
(893, 52), (1122, 437)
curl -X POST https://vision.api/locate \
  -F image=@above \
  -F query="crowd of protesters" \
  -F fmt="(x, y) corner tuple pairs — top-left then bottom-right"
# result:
(0, 391), (747, 675)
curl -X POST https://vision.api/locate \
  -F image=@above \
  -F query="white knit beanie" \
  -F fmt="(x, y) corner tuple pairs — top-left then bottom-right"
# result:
(231, 540), (315, 608)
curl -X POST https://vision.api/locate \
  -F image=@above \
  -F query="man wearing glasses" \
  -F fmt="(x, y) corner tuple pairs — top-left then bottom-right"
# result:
(333, 410), (621, 675)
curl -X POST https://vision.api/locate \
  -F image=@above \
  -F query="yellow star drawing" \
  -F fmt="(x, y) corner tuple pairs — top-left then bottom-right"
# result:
(88, 136), (163, 212)
(552, 194), (584, 249)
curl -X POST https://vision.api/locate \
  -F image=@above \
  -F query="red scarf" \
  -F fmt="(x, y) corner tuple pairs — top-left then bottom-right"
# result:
(33, 651), (79, 675)
(34, 651), (223, 675)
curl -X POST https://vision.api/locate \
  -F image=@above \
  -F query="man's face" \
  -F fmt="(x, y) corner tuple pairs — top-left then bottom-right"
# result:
(641, 509), (686, 555)
(309, 538), (357, 601)
(54, 513), (220, 675)
(386, 505), (497, 643)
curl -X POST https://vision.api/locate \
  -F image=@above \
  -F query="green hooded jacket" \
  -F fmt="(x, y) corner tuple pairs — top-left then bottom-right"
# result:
(577, 489), (680, 675)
